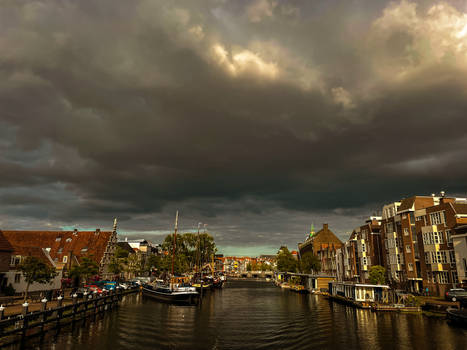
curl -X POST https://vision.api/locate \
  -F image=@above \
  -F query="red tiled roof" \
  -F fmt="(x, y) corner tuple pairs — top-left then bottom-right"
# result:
(12, 246), (54, 267)
(1, 230), (113, 266)
(0, 231), (13, 252)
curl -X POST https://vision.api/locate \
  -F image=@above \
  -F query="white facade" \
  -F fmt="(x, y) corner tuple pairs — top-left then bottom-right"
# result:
(5, 270), (63, 294)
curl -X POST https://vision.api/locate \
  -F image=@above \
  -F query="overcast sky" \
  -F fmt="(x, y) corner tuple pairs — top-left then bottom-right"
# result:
(2, 0), (467, 256)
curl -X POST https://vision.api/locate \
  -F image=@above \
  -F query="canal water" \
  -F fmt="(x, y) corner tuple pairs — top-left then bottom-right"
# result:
(24, 280), (467, 349)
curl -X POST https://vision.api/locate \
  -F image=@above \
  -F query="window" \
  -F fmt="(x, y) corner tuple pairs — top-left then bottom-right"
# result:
(452, 271), (459, 283)
(449, 251), (456, 264)
(438, 272), (449, 284)
(416, 215), (423, 222)
(408, 263), (414, 271)
(445, 230), (452, 245)
(63, 256), (68, 263)
(430, 212), (444, 225)
(432, 231), (444, 244)
(56, 237), (61, 242)
(425, 252), (430, 264)
(14, 274), (21, 283)
(81, 247), (88, 253)
(404, 228), (409, 236)
(57, 248), (63, 254)
(66, 238), (72, 242)
(406, 245), (412, 253)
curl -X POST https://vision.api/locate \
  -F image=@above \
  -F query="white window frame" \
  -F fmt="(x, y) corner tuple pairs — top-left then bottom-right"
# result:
(430, 211), (445, 225)
(406, 245), (411, 253)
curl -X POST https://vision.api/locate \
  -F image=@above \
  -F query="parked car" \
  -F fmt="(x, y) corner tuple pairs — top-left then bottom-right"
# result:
(445, 288), (467, 302)
(118, 283), (129, 290)
(84, 284), (104, 294)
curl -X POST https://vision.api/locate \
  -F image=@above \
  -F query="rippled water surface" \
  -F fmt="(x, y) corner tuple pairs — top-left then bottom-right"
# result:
(24, 280), (467, 349)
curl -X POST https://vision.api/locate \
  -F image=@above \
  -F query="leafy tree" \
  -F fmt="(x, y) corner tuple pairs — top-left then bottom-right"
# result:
(115, 246), (130, 259)
(108, 258), (123, 279)
(246, 262), (252, 271)
(161, 232), (217, 274)
(369, 265), (386, 285)
(18, 257), (57, 301)
(299, 253), (321, 274)
(276, 247), (298, 272)
(69, 256), (99, 286)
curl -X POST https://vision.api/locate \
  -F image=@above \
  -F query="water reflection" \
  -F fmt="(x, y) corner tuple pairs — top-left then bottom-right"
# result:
(18, 281), (467, 350)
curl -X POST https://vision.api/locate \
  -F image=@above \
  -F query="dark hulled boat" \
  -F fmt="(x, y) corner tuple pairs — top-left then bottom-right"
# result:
(142, 281), (199, 305)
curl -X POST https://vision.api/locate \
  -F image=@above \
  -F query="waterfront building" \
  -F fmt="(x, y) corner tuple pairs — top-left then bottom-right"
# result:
(1, 220), (118, 281)
(6, 246), (62, 294)
(453, 224), (467, 286)
(298, 224), (343, 276)
(415, 197), (467, 295)
(0, 232), (14, 293)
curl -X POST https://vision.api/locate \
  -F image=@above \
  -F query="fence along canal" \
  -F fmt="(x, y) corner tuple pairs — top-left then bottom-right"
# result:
(0, 287), (138, 347)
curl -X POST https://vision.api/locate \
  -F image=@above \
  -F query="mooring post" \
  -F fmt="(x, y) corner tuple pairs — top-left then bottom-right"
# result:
(56, 295), (63, 328)
(0, 304), (4, 320)
(21, 302), (29, 341)
(72, 293), (78, 321)
(41, 298), (47, 332)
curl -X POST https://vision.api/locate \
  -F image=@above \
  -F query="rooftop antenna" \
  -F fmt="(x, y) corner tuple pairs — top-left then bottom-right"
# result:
(171, 211), (179, 278)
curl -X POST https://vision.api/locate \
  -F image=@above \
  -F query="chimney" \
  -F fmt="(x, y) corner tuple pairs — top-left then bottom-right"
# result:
(440, 191), (445, 197)
(323, 223), (329, 230)
(95, 228), (100, 235)
(73, 229), (78, 236)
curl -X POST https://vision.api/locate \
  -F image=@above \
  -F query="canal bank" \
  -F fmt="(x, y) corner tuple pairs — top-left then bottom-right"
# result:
(6, 280), (467, 350)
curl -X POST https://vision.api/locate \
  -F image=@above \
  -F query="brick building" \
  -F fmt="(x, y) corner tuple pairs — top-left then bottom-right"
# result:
(298, 224), (343, 276)
(1, 222), (118, 280)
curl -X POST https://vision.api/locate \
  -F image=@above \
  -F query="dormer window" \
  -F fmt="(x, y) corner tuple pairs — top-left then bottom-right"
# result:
(56, 237), (61, 242)
(81, 247), (88, 253)
(66, 238), (72, 242)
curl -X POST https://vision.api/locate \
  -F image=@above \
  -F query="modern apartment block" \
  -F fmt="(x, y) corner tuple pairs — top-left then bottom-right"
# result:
(415, 198), (467, 295)
(330, 192), (467, 296)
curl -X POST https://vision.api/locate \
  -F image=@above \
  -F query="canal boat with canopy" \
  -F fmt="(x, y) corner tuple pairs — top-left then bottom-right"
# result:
(142, 211), (199, 305)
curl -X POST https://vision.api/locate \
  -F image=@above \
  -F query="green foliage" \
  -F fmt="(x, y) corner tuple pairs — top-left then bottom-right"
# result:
(115, 246), (130, 259)
(18, 256), (57, 301)
(161, 232), (217, 274)
(276, 247), (298, 273)
(69, 256), (99, 285)
(108, 258), (123, 276)
(299, 253), (321, 274)
(369, 265), (386, 285)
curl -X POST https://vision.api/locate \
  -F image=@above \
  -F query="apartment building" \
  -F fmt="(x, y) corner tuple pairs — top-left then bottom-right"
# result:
(415, 198), (467, 295)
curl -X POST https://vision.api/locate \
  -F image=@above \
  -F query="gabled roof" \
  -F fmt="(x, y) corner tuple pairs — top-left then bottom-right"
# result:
(0, 231), (13, 252)
(1, 230), (114, 266)
(11, 246), (55, 267)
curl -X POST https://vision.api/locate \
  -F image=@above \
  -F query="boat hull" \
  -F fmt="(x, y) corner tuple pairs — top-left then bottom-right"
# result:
(142, 286), (199, 305)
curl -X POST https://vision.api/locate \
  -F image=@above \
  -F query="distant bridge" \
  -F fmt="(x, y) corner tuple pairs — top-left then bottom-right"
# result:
(229, 271), (274, 279)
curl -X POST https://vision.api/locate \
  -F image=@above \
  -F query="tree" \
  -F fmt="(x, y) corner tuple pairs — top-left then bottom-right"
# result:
(108, 258), (123, 280)
(115, 246), (129, 259)
(246, 262), (252, 271)
(276, 247), (298, 272)
(299, 253), (321, 274)
(369, 265), (386, 285)
(18, 257), (57, 301)
(68, 256), (99, 286)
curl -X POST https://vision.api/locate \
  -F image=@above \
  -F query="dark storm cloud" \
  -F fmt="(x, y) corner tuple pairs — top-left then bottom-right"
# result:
(1, 0), (467, 252)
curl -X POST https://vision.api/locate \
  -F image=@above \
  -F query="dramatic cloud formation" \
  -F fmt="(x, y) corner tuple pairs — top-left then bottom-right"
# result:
(1, 0), (467, 254)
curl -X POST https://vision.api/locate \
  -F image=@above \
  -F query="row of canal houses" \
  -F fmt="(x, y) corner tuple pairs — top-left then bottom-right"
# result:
(328, 192), (467, 297)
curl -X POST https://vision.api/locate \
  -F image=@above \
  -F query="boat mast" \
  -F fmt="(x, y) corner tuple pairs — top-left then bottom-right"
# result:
(171, 211), (179, 277)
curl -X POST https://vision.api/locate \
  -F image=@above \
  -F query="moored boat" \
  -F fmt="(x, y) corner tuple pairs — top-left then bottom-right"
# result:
(446, 308), (467, 327)
(290, 284), (309, 294)
(142, 279), (199, 305)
